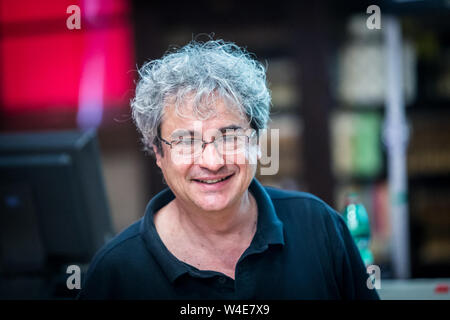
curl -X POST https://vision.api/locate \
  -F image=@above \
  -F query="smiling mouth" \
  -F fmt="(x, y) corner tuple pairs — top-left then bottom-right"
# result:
(192, 173), (234, 184)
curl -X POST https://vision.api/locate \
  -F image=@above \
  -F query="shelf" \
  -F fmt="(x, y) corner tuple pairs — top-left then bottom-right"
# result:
(407, 99), (450, 113)
(334, 103), (386, 112)
(334, 175), (387, 185)
(408, 173), (450, 184)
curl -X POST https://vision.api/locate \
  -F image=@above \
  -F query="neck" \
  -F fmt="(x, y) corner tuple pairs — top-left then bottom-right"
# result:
(172, 191), (257, 245)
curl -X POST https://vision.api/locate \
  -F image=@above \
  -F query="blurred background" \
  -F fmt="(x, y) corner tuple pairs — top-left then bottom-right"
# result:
(0, 0), (449, 299)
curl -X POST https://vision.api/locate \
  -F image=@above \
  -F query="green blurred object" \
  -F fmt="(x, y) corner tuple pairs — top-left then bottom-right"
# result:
(354, 113), (382, 177)
(342, 193), (374, 266)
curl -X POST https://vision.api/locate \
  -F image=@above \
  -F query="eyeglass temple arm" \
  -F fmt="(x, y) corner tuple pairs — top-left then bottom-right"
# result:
(158, 136), (172, 147)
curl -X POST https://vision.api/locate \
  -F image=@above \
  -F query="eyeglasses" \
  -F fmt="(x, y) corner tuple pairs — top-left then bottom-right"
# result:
(158, 130), (257, 158)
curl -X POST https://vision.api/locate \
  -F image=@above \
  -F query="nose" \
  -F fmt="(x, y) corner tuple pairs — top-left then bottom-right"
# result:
(198, 141), (225, 171)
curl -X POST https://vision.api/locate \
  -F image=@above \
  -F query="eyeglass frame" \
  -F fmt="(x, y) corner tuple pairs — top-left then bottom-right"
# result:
(157, 129), (258, 157)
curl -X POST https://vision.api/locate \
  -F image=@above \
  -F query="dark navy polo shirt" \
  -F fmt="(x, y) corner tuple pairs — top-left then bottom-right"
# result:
(77, 179), (379, 300)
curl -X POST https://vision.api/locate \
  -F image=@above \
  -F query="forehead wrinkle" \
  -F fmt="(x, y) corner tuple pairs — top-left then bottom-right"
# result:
(160, 95), (249, 138)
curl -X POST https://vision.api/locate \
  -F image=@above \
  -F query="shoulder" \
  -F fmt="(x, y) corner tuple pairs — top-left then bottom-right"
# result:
(83, 219), (148, 279)
(265, 185), (326, 203)
(265, 185), (341, 219)
(263, 185), (347, 238)
(78, 219), (153, 299)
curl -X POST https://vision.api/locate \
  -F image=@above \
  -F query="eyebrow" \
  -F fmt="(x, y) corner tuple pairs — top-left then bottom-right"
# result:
(170, 125), (244, 138)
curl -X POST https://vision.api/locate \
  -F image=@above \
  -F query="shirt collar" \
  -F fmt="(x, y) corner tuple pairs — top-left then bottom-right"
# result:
(139, 178), (285, 283)
(248, 178), (285, 247)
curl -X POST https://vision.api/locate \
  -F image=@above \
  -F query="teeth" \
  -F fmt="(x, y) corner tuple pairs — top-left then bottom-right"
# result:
(197, 176), (228, 184)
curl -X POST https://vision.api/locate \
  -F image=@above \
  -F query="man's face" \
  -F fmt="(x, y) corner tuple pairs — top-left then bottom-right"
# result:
(154, 96), (259, 212)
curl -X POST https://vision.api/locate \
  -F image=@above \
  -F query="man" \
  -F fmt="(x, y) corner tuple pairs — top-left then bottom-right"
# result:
(78, 40), (379, 299)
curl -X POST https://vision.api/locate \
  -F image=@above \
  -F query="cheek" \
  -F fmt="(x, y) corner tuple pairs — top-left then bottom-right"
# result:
(160, 156), (191, 183)
(236, 159), (257, 181)
(243, 163), (257, 179)
(169, 150), (197, 166)
(224, 147), (259, 166)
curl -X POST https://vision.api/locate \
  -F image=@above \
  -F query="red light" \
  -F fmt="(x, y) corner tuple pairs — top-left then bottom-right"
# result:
(0, 0), (134, 126)
(434, 284), (449, 294)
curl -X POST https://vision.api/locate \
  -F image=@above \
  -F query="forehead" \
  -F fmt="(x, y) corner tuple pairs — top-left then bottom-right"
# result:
(160, 96), (248, 135)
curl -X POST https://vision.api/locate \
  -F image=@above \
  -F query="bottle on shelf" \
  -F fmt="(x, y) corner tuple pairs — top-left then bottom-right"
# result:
(342, 192), (374, 266)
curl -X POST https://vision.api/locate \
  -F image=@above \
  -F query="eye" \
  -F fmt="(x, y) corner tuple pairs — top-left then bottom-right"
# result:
(180, 139), (193, 145)
(223, 135), (238, 143)
(174, 137), (199, 146)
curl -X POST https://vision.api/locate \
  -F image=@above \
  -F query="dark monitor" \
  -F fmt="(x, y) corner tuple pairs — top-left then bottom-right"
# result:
(0, 130), (114, 275)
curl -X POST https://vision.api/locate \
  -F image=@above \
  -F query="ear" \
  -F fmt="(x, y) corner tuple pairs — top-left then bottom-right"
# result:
(152, 145), (162, 168)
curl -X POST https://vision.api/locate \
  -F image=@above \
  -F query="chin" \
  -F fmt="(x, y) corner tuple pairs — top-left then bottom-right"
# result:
(194, 194), (232, 212)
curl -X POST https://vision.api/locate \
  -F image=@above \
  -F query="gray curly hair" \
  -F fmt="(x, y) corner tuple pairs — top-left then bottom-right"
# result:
(131, 39), (271, 155)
